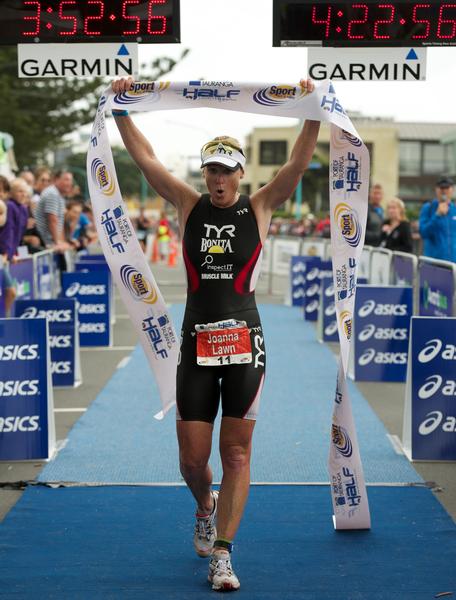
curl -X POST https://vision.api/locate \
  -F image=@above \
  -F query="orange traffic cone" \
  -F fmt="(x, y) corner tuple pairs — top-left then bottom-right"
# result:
(151, 237), (159, 263)
(168, 239), (178, 267)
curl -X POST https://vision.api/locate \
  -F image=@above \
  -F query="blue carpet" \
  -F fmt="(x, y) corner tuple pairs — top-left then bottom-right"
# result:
(39, 305), (421, 484)
(0, 485), (454, 599)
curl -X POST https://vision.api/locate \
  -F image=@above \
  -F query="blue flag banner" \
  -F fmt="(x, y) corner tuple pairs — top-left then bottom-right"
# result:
(14, 299), (81, 388)
(351, 285), (413, 382)
(392, 253), (416, 287)
(0, 317), (55, 460)
(34, 251), (54, 299)
(10, 258), (34, 305)
(61, 271), (111, 347)
(403, 316), (456, 461)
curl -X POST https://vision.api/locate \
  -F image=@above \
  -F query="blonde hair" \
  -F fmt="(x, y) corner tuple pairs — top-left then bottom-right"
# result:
(387, 197), (407, 221)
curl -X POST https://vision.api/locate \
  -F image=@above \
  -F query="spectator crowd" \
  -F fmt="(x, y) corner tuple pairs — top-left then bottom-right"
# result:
(0, 167), (97, 315)
(268, 178), (456, 264)
(2, 167), (455, 316)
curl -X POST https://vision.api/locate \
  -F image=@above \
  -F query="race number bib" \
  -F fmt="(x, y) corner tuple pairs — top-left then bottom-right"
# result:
(196, 319), (252, 366)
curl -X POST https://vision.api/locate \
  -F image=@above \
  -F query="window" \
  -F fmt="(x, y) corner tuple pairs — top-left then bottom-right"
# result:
(260, 140), (287, 165)
(399, 141), (421, 176)
(423, 143), (447, 175)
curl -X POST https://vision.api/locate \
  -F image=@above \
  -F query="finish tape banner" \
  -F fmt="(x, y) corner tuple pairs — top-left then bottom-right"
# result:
(87, 79), (371, 528)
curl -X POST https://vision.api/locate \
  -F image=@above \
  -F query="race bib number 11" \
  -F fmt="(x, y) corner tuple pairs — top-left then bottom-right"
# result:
(196, 319), (252, 366)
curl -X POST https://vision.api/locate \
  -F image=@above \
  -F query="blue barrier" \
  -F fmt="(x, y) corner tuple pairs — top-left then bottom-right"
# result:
(350, 285), (413, 382)
(304, 259), (332, 322)
(0, 317), (55, 461)
(62, 271), (112, 347)
(418, 257), (455, 317)
(317, 278), (338, 342)
(403, 316), (456, 461)
(290, 256), (314, 307)
(14, 299), (81, 388)
(0, 265), (4, 317)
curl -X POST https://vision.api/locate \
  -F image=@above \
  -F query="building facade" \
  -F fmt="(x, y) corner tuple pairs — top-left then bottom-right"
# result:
(241, 116), (456, 215)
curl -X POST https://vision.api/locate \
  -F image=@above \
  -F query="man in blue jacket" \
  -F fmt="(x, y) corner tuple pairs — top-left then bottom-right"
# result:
(419, 176), (456, 262)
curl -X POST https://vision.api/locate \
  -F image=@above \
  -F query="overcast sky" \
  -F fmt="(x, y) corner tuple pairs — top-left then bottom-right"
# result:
(103, 0), (456, 173)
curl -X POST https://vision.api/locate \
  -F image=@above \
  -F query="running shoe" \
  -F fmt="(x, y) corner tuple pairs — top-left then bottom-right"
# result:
(208, 550), (240, 592)
(194, 490), (218, 558)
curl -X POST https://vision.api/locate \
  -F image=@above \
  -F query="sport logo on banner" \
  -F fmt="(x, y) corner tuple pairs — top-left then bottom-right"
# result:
(91, 158), (116, 196)
(334, 203), (362, 248)
(87, 79), (370, 526)
(120, 265), (158, 304)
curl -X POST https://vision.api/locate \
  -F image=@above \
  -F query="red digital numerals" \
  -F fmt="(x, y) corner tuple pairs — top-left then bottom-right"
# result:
(308, 2), (456, 42)
(21, 0), (168, 38)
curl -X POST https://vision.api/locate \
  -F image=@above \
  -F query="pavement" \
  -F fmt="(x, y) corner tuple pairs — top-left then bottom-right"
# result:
(0, 259), (455, 522)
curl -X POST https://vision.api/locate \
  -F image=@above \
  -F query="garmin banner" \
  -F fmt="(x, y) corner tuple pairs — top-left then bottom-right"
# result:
(304, 259), (332, 322)
(15, 299), (81, 388)
(352, 285), (413, 382)
(403, 317), (456, 461)
(419, 261), (454, 317)
(0, 317), (55, 461)
(88, 79), (370, 527)
(318, 277), (338, 342)
(62, 271), (111, 347)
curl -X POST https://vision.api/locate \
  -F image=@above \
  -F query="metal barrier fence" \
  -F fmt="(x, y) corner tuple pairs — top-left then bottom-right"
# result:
(257, 236), (332, 295)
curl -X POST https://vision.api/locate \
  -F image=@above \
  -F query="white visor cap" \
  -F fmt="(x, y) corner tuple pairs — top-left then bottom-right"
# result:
(201, 141), (246, 171)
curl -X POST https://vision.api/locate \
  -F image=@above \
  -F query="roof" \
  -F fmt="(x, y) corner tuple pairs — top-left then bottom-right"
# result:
(395, 122), (456, 141)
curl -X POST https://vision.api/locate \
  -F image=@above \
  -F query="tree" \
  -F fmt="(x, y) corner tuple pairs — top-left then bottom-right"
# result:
(66, 147), (145, 200)
(0, 47), (189, 168)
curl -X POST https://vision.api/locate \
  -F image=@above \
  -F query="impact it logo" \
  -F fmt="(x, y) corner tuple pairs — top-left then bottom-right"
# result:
(91, 159), (115, 196)
(334, 202), (362, 247)
(339, 310), (352, 341)
(120, 265), (158, 304)
(331, 424), (353, 457)
(253, 83), (307, 107)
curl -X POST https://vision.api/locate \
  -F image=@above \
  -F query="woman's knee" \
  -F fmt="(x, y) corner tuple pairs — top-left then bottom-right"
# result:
(179, 450), (210, 475)
(220, 444), (251, 471)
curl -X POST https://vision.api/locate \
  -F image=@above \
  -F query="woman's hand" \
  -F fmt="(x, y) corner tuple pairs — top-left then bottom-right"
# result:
(112, 76), (135, 94)
(300, 78), (315, 94)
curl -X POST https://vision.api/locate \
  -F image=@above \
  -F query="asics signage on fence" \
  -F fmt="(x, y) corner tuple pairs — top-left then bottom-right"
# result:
(410, 317), (456, 460)
(15, 299), (79, 388)
(354, 286), (413, 382)
(304, 258), (332, 322)
(62, 271), (111, 347)
(0, 317), (53, 460)
(291, 256), (312, 307)
(321, 277), (338, 342)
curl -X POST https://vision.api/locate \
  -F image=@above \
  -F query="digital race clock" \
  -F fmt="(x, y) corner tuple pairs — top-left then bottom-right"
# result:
(0, 0), (180, 43)
(273, 0), (456, 46)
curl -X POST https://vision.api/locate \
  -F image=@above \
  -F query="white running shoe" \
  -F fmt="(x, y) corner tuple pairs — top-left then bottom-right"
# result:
(208, 550), (240, 592)
(194, 490), (218, 558)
